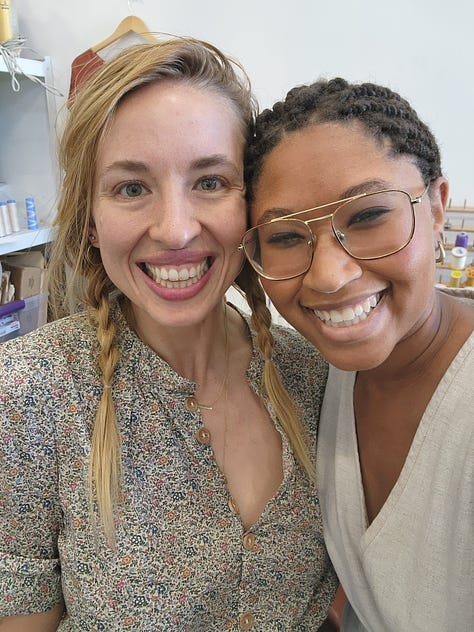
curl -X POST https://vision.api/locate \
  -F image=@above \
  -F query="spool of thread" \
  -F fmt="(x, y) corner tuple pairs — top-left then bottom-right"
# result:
(25, 196), (39, 230)
(465, 267), (474, 287)
(6, 199), (20, 232)
(450, 270), (463, 288)
(0, 201), (12, 235)
(454, 232), (469, 249)
(0, 206), (6, 237)
(450, 246), (467, 270)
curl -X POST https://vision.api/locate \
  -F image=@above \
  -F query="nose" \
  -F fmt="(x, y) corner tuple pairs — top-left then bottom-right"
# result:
(301, 232), (362, 293)
(148, 191), (201, 249)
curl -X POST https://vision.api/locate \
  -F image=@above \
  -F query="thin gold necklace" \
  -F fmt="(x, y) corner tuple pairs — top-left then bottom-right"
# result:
(194, 303), (229, 411)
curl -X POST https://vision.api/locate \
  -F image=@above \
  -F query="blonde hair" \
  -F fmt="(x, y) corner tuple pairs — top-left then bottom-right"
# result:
(49, 36), (313, 539)
(236, 265), (316, 480)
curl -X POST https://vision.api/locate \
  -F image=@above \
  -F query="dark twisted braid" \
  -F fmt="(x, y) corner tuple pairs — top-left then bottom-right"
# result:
(245, 77), (442, 202)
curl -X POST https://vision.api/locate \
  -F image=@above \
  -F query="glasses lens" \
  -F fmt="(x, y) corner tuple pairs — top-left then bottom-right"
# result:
(333, 190), (414, 258)
(242, 220), (313, 280)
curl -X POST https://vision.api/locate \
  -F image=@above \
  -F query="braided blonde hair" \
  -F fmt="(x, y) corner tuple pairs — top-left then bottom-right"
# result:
(49, 36), (313, 539)
(236, 265), (315, 480)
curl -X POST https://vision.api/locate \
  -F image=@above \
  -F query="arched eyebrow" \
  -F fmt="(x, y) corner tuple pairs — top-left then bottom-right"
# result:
(190, 154), (238, 171)
(102, 160), (149, 175)
(341, 179), (390, 197)
(256, 179), (393, 224)
(257, 208), (292, 223)
(102, 155), (241, 177)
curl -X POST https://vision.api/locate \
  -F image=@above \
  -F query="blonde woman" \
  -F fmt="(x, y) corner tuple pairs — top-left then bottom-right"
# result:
(0, 39), (336, 630)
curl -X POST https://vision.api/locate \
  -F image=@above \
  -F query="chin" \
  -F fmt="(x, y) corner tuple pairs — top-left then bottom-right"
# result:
(309, 337), (392, 372)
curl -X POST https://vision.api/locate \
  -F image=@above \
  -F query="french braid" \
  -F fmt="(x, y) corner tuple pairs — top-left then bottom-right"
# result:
(48, 38), (258, 538)
(237, 265), (316, 479)
(245, 77), (442, 203)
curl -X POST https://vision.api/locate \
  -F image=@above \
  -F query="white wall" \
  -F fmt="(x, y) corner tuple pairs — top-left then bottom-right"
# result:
(12, 0), (474, 204)
(13, 0), (474, 206)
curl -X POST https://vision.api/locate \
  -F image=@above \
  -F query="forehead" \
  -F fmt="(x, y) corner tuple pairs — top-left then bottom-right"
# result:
(252, 122), (419, 214)
(99, 80), (245, 156)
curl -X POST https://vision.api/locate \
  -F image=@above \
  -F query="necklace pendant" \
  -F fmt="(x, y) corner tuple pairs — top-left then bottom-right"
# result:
(198, 403), (213, 411)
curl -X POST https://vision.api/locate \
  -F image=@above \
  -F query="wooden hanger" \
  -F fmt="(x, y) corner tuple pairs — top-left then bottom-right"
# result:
(92, 16), (156, 53)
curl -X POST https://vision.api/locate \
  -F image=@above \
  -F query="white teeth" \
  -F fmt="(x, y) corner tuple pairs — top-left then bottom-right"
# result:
(313, 293), (380, 328)
(341, 307), (355, 322)
(144, 260), (209, 288)
(329, 310), (343, 323)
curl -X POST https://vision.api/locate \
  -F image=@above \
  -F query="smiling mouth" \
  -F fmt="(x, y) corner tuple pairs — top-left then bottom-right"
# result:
(143, 259), (210, 289)
(312, 292), (382, 327)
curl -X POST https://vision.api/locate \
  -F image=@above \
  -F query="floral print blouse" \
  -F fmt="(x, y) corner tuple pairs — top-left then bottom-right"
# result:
(0, 303), (336, 630)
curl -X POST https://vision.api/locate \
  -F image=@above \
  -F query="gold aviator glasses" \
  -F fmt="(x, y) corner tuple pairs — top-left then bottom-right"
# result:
(240, 185), (430, 281)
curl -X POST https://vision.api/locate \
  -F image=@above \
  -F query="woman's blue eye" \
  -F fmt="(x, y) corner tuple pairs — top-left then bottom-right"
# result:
(198, 177), (221, 191)
(120, 182), (145, 197)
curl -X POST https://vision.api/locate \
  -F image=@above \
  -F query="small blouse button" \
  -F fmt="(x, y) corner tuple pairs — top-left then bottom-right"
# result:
(184, 396), (199, 412)
(195, 427), (211, 444)
(228, 496), (239, 515)
(239, 611), (254, 630)
(242, 532), (256, 551)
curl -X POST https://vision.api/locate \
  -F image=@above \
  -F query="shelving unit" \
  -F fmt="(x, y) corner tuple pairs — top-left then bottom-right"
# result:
(0, 55), (58, 256)
(437, 203), (474, 286)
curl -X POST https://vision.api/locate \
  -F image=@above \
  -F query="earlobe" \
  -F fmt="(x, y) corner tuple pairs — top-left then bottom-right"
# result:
(89, 231), (99, 247)
(429, 176), (449, 233)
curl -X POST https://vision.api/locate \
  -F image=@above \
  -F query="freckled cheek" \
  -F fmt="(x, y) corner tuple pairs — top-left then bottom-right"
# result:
(94, 208), (145, 245)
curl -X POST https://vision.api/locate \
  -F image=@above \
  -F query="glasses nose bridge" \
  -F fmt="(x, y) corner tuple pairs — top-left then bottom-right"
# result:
(303, 210), (337, 239)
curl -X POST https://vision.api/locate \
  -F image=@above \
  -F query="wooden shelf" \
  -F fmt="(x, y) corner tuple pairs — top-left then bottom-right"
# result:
(445, 244), (473, 251)
(446, 206), (474, 213)
(443, 225), (474, 233)
(437, 264), (474, 271)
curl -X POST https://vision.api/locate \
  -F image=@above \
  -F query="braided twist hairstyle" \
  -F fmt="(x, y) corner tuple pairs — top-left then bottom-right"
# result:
(245, 77), (442, 202)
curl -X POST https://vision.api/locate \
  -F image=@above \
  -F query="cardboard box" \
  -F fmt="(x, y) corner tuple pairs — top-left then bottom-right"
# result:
(1, 251), (47, 300)
(4, 265), (42, 299)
